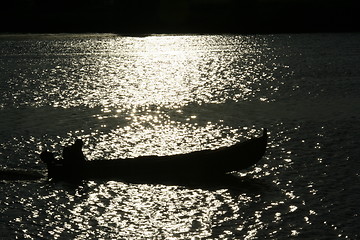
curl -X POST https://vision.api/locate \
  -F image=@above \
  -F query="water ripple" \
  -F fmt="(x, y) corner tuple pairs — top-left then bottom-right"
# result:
(1, 33), (360, 239)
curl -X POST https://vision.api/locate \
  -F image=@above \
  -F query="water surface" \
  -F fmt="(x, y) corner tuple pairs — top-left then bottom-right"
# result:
(1, 33), (359, 239)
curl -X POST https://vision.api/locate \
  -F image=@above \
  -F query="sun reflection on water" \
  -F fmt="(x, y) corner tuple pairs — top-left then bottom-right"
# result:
(36, 34), (278, 159)
(1, 33), (360, 239)
(1, 34), (283, 161)
(0, 34), (313, 239)
(54, 181), (244, 239)
(1, 34), (282, 110)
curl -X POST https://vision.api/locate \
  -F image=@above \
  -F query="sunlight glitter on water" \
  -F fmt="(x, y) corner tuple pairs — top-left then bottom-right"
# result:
(72, 120), (245, 160)
(36, 181), (246, 239)
(82, 35), (237, 110)
(22, 35), (278, 160)
(6, 33), (357, 239)
(1, 34), (285, 163)
(0, 34), (281, 110)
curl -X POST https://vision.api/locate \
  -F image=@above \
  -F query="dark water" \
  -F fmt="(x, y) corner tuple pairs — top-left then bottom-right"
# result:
(0, 33), (359, 239)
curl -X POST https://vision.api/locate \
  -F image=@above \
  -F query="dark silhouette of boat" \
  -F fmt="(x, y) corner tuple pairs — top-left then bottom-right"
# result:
(44, 129), (268, 183)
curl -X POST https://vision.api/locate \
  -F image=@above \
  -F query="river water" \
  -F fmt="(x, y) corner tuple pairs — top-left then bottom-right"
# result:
(0, 33), (359, 239)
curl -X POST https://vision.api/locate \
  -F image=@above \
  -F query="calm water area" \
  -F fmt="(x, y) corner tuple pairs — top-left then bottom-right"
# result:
(0, 33), (359, 239)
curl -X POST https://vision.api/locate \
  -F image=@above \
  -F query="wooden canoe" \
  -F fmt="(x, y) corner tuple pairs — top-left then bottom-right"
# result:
(47, 129), (268, 183)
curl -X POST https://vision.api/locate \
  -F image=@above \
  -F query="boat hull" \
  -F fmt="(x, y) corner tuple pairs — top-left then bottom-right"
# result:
(48, 129), (268, 183)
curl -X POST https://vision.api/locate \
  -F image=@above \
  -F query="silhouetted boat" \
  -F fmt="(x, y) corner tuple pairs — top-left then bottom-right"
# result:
(47, 129), (268, 183)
